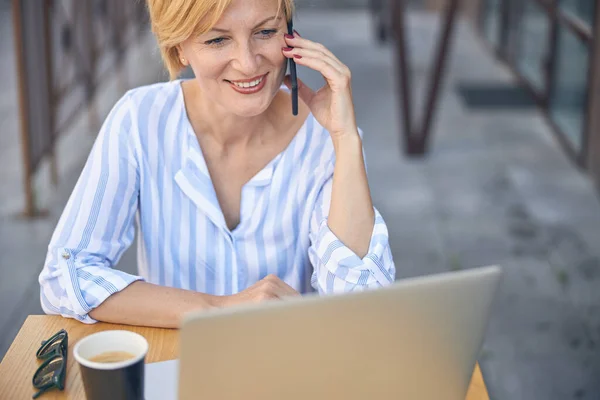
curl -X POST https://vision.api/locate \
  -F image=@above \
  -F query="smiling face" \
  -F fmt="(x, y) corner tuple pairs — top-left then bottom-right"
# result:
(179, 0), (289, 117)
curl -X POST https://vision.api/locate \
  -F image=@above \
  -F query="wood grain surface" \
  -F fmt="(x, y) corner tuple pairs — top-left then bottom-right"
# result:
(0, 316), (489, 399)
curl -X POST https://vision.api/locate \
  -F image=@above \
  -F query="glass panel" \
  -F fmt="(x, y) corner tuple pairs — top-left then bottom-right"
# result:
(516, 1), (550, 92)
(559, 0), (595, 26)
(483, 0), (502, 47)
(549, 25), (590, 153)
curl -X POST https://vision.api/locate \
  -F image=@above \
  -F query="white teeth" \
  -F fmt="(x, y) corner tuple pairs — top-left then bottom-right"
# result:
(232, 77), (263, 88)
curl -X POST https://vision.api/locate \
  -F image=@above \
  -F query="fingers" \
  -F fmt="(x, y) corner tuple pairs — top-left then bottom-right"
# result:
(284, 47), (345, 75)
(282, 35), (351, 89)
(263, 274), (300, 297)
(285, 53), (350, 89)
(224, 275), (300, 307)
(284, 33), (342, 68)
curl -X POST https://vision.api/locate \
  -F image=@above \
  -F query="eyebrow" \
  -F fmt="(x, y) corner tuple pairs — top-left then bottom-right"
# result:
(209, 16), (281, 33)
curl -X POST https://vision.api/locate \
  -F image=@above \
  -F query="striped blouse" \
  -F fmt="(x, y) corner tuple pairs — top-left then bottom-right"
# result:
(39, 80), (396, 323)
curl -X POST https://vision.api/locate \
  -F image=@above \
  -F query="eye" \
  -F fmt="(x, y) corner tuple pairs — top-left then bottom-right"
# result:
(205, 37), (227, 46)
(257, 29), (277, 38)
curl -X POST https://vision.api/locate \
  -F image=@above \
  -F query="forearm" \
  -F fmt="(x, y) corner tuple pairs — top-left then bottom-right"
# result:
(88, 281), (220, 328)
(328, 131), (375, 258)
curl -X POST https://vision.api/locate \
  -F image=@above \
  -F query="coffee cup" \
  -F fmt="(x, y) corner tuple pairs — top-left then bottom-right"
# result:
(73, 330), (148, 400)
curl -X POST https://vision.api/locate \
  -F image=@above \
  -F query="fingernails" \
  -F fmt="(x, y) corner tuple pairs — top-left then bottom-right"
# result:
(284, 34), (294, 39)
(293, 54), (302, 59)
(282, 47), (293, 52)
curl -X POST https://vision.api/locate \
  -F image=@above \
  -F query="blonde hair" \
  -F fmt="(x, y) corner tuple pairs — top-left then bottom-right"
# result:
(146, 0), (295, 80)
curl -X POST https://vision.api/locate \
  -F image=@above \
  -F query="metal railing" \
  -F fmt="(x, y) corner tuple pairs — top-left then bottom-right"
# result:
(12, 0), (148, 217)
(370, 0), (463, 156)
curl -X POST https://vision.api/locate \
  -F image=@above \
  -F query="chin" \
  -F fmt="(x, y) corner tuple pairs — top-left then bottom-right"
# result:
(229, 92), (276, 117)
(232, 106), (268, 118)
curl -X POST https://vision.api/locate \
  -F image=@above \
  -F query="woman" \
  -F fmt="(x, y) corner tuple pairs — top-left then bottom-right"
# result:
(39, 0), (396, 328)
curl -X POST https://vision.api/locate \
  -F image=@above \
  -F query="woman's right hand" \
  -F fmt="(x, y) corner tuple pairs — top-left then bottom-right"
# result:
(218, 274), (300, 307)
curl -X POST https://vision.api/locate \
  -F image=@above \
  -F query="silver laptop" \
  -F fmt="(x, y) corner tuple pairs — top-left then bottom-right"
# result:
(178, 265), (502, 400)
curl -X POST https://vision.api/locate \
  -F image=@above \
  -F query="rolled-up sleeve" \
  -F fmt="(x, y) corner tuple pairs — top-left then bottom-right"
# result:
(39, 93), (143, 324)
(308, 168), (396, 294)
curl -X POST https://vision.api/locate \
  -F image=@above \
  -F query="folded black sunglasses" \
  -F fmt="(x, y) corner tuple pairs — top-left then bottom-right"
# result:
(32, 329), (68, 399)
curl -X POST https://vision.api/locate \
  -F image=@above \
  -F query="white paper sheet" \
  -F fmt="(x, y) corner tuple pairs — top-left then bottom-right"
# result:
(144, 359), (179, 400)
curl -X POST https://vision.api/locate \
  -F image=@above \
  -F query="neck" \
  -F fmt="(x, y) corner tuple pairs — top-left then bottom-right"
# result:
(182, 80), (279, 151)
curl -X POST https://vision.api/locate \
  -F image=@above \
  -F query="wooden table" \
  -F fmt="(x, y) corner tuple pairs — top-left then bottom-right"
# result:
(0, 316), (490, 399)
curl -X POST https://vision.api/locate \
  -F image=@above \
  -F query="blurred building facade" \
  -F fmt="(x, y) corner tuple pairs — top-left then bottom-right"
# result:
(478, 0), (600, 190)
(10, 0), (149, 217)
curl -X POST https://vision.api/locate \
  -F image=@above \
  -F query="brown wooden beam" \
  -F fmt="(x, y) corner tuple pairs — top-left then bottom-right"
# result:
(391, 0), (461, 156)
(12, 0), (35, 217)
(585, 1), (600, 189)
(391, 0), (415, 154)
(417, 0), (461, 155)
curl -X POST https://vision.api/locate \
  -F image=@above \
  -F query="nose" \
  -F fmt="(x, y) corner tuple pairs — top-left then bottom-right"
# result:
(232, 41), (259, 76)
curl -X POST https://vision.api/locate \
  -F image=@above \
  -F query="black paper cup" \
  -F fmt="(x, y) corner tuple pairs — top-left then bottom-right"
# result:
(73, 330), (148, 400)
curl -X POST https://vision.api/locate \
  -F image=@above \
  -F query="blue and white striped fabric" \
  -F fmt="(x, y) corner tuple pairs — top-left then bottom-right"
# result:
(39, 80), (396, 323)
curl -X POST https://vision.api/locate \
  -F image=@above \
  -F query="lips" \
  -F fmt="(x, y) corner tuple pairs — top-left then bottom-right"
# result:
(227, 73), (268, 94)
(228, 74), (267, 84)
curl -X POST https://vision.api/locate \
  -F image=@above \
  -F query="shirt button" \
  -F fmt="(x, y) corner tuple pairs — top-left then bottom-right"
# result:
(62, 251), (70, 260)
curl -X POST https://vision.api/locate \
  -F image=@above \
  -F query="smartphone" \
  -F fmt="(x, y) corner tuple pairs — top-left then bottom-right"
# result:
(287, 18), (298, 116)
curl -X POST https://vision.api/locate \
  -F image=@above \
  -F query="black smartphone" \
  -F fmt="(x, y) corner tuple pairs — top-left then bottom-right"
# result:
(287, 18), (298, 116)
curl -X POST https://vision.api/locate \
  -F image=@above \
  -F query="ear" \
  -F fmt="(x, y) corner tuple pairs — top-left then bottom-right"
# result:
(176, 44), (188, 66)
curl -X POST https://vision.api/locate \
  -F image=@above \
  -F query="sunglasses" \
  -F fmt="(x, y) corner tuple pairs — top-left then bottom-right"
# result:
(32, 329), (68, 399)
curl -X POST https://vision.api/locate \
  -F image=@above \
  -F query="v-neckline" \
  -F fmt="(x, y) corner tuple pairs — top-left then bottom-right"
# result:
(175, 79), (313, 234)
